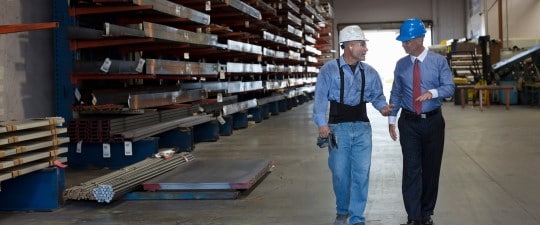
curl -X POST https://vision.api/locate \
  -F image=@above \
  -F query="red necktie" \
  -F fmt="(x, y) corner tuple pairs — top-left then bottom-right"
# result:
(413, 59), (422, 114)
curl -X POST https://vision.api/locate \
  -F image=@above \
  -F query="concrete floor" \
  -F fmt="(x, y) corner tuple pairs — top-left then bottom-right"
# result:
(1, 100), (540, 225)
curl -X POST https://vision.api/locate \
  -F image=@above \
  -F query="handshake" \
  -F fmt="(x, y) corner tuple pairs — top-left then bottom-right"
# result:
(380, 104), (394, 116)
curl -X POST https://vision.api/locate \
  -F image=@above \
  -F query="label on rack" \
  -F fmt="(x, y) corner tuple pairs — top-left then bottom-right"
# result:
(184, 52), (190, 59)
(135, 59), (145, 73)
(217, 115), (226, 125)
(76, 140), (83, 154)
(217, 93), (223, 102)
(74, 88), (82, 102)
(124, 141), (133, 156)
(102, 143), (111, 158)
(205, 1), (211, 11)
(91, 93), (97, 106)
(175, 5), (181, 16)
(100, 58), (112, 73)
(219, 71), (225, 79)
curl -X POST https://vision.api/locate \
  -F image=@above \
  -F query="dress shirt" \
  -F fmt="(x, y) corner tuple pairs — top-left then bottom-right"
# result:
(388, 49), (455, 124)
(313, 57), (388, 127)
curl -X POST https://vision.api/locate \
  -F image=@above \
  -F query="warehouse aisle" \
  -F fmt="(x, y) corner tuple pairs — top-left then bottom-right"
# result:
(1, 100), (540, 225)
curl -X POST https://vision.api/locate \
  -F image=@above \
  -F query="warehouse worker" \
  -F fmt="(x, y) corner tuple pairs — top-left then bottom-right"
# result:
(313, 25), (393, 225)
(388, 18), (455, 225)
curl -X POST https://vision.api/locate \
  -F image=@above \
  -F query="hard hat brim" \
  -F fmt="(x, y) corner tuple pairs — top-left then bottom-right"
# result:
(339, 39), (369, 43)
(396, 35), (424, 42)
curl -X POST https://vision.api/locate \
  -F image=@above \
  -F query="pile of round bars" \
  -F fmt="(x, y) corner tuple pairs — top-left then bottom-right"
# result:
(64, 151), (194, 203)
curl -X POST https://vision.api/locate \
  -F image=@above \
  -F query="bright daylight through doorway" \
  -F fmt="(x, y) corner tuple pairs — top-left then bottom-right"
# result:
(340, 29), (433, 89)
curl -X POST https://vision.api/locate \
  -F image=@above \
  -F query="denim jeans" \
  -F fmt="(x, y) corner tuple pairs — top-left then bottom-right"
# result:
(328, 121), (372, 224)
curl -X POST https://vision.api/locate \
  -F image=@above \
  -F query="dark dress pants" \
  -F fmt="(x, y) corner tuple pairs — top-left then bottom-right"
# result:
(398, 112), (445, 221)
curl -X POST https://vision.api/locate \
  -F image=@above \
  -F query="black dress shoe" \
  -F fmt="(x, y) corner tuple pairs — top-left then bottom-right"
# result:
(401, 220), (421, 225)
(422, 216), (434, 225)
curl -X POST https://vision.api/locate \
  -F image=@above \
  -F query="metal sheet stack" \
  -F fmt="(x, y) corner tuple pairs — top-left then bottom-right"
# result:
(0, 117), (68, 183)
(64, 151), (195, 203)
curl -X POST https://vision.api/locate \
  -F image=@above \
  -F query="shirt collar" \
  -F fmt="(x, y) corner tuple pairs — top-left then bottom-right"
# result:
(410, 48), (428, 63)
(339, 56), (364, 69)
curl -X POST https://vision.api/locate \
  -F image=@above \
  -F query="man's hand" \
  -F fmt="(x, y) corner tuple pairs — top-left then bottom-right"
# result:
(415, 91), (433, 102)
(389, 124), (398, 141)
(319, 126), (330, 138)
(380, 104), (394, 116)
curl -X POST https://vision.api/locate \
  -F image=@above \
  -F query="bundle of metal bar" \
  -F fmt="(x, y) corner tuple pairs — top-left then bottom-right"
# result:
(182, 81), (228, 92)
(68, 105), (200, 142)
(142, 22), (218, 46)
(0, 128), (68, 146)
(285, 86), (315, 98)
(127, 89), (204, 109)
(222, 99), (258, 116)
(0, 117), (67, 182)
(63, 152), (195, 203)
(89, 88), (204, 110)
(273, 0), (301, 15)
(263, 31), (287, 46)
(305, 45), (321, 55)
(119, 114), (216, 141)
(222, 0), (262, 20)
(70, 0), (210, 25)
(198, 96), (238, 113)
(1, 157), (67, 183)
(247, 0), (276, 16)
(0, 137), (69, 159)
(307, 66), (320, 73)
(226, 62), (263, 73)
(0, 148), (68, 171)
(256, 94), (286, 106)
(0, 117), (65, 133)
(131, 0), (210, 25)
(146, 59), (220, 75)
(73, 59), (143, 74)
(227, 40), (263, 55)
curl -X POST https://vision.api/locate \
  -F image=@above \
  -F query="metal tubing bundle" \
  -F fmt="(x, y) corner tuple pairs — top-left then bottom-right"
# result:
(68, 105), (200, 143)
(119, 114), (215, 141)
(64, 151), (195, 203)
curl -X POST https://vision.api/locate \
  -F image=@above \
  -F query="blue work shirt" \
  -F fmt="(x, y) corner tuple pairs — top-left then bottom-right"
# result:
(389, 50), (455, 119)
(313, 57), (388, 127)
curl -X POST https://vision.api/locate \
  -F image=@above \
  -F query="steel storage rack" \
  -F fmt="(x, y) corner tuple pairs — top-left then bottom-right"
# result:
(53, 0), (333, 200)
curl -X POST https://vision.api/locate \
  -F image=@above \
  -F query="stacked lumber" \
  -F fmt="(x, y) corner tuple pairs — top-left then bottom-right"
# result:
(0, 117), (68, 183)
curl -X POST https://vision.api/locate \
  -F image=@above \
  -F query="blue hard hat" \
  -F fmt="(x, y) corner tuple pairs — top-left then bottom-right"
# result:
(396, 18), (426, 42)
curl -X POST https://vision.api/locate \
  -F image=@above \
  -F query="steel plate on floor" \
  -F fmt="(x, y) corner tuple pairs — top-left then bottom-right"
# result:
(142, 159), (273, 191)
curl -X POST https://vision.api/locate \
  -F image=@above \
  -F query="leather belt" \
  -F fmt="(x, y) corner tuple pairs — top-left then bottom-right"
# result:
(401, 107), (441, 119)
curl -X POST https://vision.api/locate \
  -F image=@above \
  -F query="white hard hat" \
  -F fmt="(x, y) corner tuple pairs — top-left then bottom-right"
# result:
(339, 25), (368, 43)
